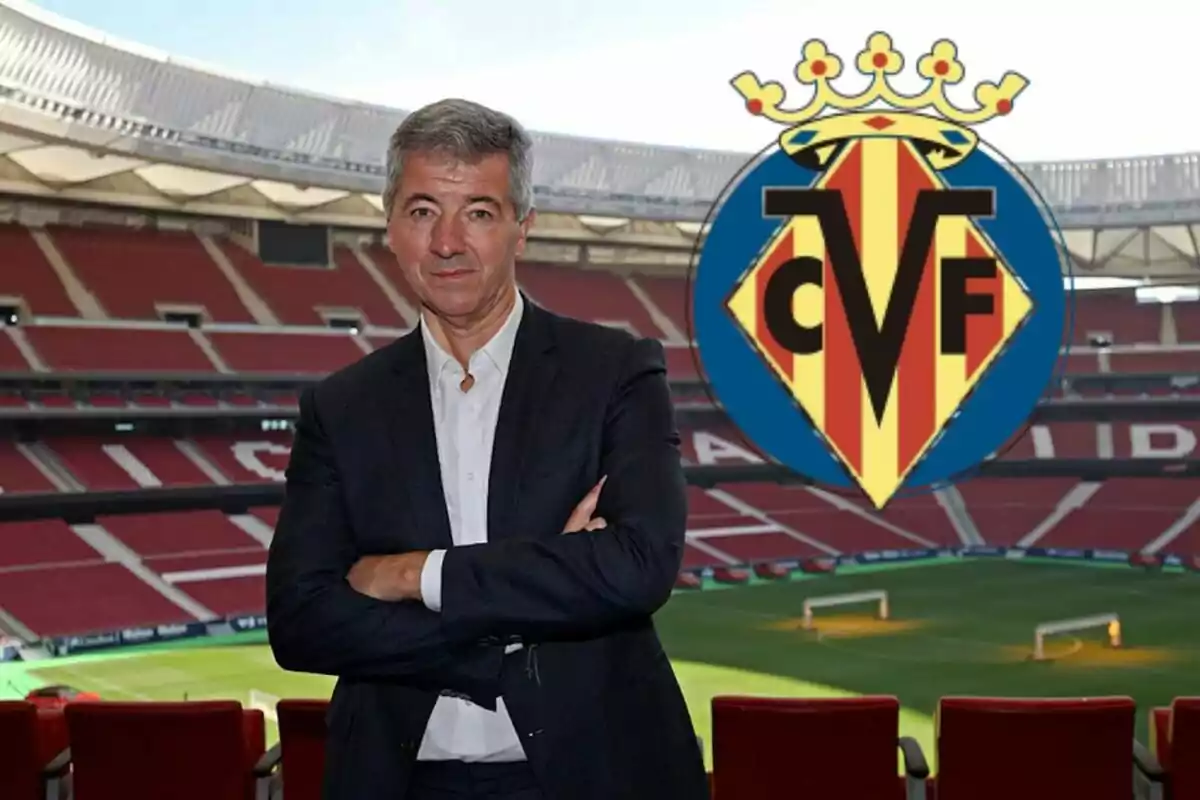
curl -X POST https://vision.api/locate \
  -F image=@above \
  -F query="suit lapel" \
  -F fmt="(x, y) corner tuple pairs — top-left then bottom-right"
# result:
(378, 330), (453, 551)
(487, 300), (559, 542)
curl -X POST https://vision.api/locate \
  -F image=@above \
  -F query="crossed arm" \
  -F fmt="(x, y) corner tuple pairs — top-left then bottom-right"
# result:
(266, 337), (686, 689)
(265, 387), (504, 701)
(435, 338), (686, 642)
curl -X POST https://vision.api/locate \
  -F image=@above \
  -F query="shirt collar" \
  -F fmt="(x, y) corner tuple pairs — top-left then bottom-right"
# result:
(421, 291), (524, 385)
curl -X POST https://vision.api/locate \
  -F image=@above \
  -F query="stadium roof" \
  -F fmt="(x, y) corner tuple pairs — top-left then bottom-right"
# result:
(1, 0), (1200, 276)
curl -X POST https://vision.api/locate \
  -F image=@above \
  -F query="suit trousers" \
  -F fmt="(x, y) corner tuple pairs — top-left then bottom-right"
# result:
(407, 760), (545, 800)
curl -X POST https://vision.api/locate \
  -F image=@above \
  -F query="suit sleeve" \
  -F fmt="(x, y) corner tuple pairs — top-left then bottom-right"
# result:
(266, 387), (503, 704)
(438, 337), (686, 641)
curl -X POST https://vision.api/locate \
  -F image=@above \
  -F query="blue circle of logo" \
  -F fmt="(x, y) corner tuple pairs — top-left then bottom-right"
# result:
(690, 140), (1071, 504)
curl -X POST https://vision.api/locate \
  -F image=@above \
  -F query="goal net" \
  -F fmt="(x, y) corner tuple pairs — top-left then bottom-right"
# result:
(802, 589), (889, 630)
(1032, 613), (1122, 661)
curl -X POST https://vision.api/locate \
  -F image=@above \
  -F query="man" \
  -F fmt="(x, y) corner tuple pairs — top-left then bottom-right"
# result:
(265, 98), (709, 800)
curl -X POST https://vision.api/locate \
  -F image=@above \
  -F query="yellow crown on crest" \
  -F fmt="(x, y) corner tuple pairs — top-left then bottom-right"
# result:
(732, 33), (1028, 169)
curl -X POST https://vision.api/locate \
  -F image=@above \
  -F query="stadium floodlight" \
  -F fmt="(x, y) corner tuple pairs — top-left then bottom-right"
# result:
(1032, 613), (1122, 661)
(802, 590), (889, 630)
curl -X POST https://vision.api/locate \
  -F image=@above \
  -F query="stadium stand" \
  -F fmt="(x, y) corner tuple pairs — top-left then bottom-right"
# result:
(45, 225), (257, 324)
(6, 224), (1195, 794)
(0, 2), (1198, 796)
(213, 241), (404, 328)
(0, 223), (79, 318)
(2, 222), (1200, 642)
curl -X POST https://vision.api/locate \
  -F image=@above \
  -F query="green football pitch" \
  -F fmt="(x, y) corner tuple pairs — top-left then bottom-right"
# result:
(4, 558), (1198, 770)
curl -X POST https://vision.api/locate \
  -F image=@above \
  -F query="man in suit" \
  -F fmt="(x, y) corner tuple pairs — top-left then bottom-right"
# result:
(266, 98), (709, 800)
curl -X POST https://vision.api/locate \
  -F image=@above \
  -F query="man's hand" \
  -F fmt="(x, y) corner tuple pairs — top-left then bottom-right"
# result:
(563, 476), (608, 534)
(346, 478), (608, 600)
(347, 552), (429, 601)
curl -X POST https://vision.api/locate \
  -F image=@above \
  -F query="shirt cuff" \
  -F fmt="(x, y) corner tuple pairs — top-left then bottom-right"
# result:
(420, 549), (446, 612)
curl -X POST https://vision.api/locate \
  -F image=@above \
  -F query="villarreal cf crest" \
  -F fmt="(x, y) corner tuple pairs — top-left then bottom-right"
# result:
(691, 33), (1070, 509)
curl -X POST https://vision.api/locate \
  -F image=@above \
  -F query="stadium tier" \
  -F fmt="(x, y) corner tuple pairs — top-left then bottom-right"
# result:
(0, 424), (1199, 639)
(2, 222), (1200, 641)
(5, 223), (1200, 381)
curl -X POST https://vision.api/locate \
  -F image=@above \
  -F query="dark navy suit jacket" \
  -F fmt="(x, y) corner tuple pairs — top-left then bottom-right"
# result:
(265, 298), (709, 799)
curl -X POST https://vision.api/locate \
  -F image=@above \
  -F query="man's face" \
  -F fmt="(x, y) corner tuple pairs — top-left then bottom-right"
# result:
(386, 151), (531, 322)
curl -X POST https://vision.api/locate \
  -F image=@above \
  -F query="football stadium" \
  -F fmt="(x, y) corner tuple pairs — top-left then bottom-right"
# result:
(0, 1), (1198, 798)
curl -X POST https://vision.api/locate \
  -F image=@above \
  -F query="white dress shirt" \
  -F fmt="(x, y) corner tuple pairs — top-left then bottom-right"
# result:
(415, 292), (528, 763)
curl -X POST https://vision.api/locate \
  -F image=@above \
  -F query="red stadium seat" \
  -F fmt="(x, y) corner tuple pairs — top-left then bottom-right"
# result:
(204, 330), (367, 375)
(1149, 697), (1200, 799)
(632, 275), (689, 337)
(47, 225), (258, 323)
(22, 324), (220, 373)
(0, 560), (197, 639)
(0, 702), (71, 800)
(517, 262), (669, 339)
(1152, 706), (1171, 758)
(1071, 291), (1162, 345)
(256, 699), (330, 800)
(710, 695), (928, 799)
(64, 700), (269, 800)
(931, 696), (1158, 799)
(216, 239), (407, 327)
(0, 223), (80, 317)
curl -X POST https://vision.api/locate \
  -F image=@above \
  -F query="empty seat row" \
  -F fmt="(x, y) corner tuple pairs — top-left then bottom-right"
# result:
(1, 224), (683, 338)
(5, 695), (1198, 799)
(0, 324), (703, 379)
(10, 324), (1200, 385)
(713, 694), (1191, 799)
(7, 222), (1200, 345)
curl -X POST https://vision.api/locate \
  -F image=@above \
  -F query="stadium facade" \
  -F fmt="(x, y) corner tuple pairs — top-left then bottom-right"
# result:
(0, 0), (1199, 278)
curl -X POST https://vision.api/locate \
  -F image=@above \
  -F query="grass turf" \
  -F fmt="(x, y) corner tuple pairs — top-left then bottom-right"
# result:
(656, 557), (1200, 747)
(3, 558), (1197, 769)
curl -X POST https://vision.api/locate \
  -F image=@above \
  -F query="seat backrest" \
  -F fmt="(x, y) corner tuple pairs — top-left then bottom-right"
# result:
(277, 700), (330, 800)
(35, 708), (69, 767)
(66, 700), (255, 800)
(1170, 698), (1200, 800)
(0, 701), (40, 800)
(1150, 706), (1172, 768)
(936, 696), (1135, 800)
(711, 695), (903, 799)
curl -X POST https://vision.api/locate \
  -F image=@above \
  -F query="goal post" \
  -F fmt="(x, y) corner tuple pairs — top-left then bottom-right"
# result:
(248, 689), (280, 722)
(802, 590), (889, 630)
(1033, 613), (1122, 661)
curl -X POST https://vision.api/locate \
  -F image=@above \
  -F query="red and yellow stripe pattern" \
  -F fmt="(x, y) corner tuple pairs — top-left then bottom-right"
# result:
(727, 137), (1032, 508)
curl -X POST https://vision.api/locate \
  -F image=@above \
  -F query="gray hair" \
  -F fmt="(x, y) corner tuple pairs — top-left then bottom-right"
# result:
(383, 98), (535, 222)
